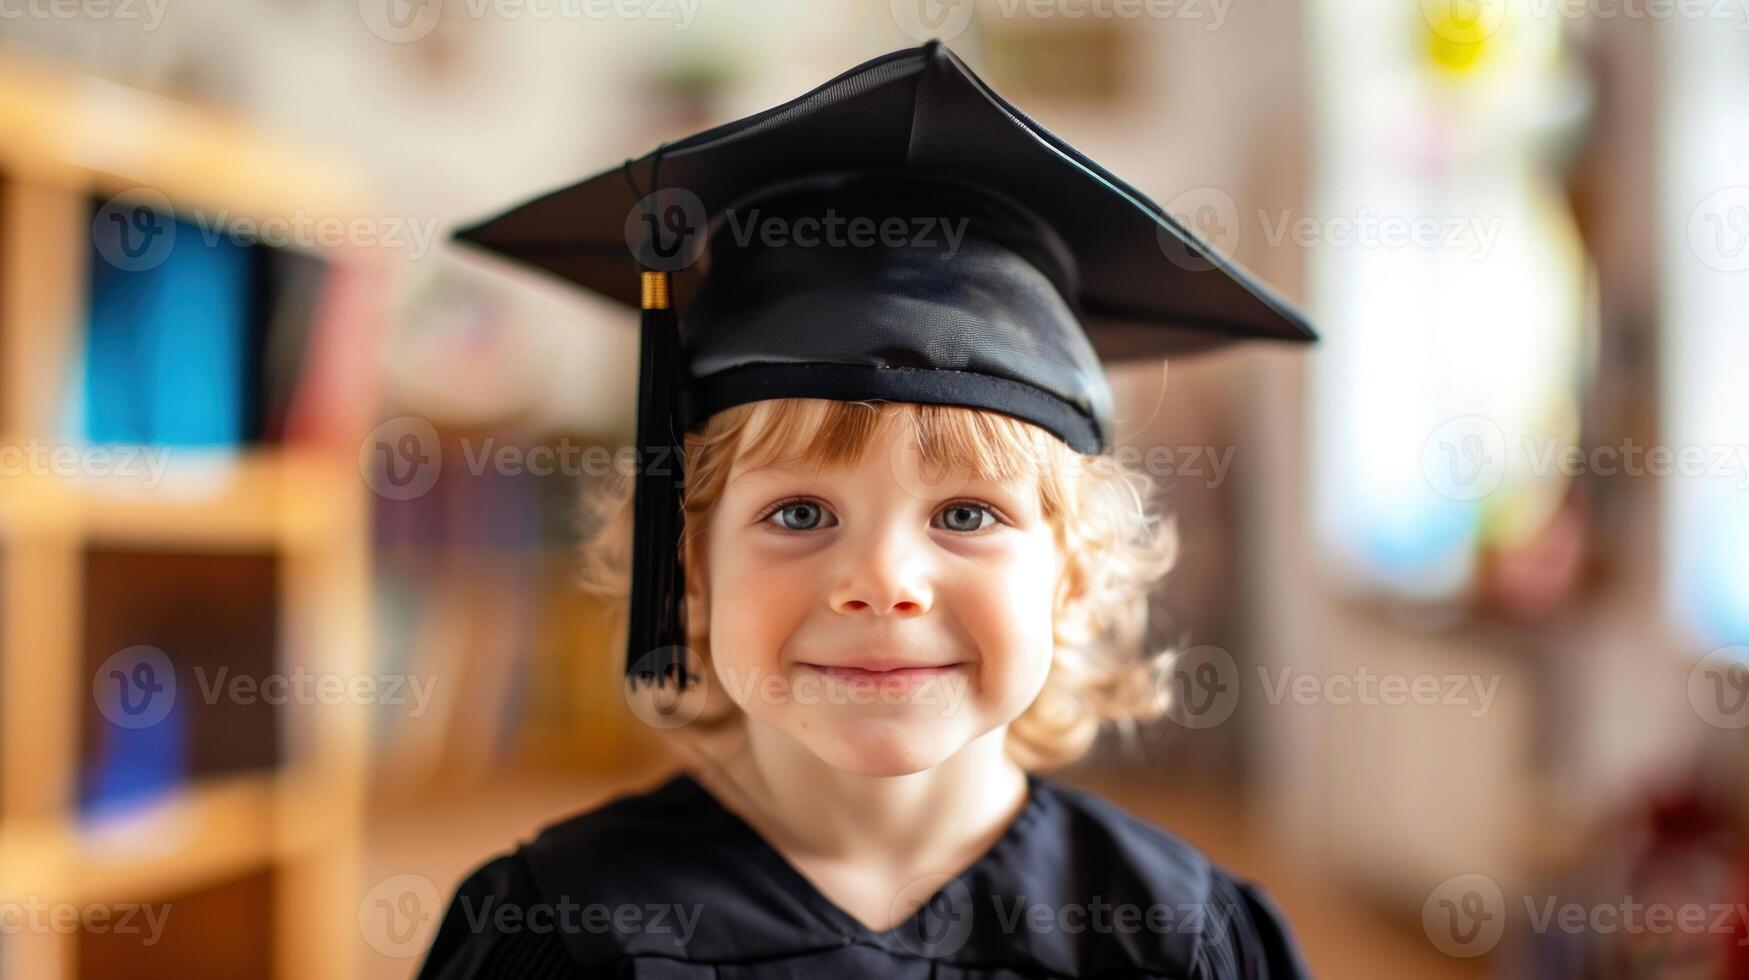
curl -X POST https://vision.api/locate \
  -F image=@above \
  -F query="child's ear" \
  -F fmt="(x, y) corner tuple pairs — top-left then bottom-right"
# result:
(684, 561), (709, 635)
(681, 527), (719, 651)
(1052, 548), (1095, 647)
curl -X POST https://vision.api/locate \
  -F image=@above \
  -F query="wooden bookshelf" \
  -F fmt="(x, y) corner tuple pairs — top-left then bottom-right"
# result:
(0, 55), (378, 980)
(0, 449), (363, 551)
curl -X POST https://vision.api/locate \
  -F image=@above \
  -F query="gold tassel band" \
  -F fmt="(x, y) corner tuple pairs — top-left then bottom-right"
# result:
(640, 270), (671, 310)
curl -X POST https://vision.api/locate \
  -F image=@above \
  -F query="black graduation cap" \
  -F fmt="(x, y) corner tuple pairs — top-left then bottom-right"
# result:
(452, 41), (1317, 691)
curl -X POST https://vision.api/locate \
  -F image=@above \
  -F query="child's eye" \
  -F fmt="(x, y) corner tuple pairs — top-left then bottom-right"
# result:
(934, 501), (999, 533)
(762, 499), (837, 532)
(758, 498), (1003, 534)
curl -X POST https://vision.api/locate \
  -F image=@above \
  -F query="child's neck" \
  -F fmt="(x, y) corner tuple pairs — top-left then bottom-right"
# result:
(690, 725), (1031, 932)
(696, 724), (1029, 866)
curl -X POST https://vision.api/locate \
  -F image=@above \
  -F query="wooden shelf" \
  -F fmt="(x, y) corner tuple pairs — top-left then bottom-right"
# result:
(73, 773), (278, 906)
(0, 446), (364, 550)
(1, 773), (274, 904)
(0, 57), (364, 226)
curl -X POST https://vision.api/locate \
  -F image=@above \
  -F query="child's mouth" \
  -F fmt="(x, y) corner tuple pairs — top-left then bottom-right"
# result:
(797, 662), (966, 688)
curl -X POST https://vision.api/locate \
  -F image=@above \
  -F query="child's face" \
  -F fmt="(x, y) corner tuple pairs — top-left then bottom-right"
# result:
(699, 412), (1063, 777)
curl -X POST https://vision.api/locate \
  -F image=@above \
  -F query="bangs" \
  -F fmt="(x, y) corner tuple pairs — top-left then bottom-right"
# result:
(723, 398), (1061, 486)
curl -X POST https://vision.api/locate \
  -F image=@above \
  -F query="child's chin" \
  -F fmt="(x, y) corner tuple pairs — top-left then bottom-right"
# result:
(800, 719), (969, 777)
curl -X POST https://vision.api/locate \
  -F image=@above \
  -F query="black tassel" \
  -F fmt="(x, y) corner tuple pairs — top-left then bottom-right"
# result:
(625, 267), (690, 691)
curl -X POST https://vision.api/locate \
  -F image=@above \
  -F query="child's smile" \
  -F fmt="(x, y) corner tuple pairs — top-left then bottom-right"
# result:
(794, 662), (968, 692)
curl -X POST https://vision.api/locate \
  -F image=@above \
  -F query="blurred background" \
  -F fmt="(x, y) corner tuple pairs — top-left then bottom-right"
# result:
(0, 0), (1745, 977)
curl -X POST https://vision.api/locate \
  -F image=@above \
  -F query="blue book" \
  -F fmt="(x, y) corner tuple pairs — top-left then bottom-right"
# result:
(81, 663), (188, 818)
(83, 206), (249, 446)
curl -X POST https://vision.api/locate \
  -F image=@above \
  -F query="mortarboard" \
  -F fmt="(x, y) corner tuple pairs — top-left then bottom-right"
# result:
(452, 41), (1318, 691)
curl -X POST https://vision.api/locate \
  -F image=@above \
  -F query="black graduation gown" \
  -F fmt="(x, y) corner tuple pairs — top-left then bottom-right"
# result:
(415, 770), (1310, 979)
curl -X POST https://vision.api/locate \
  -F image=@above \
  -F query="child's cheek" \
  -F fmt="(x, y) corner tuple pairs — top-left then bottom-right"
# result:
(706, 550), (809, 699)
(968, 535), (1063, 716)
(1018, 575), (1063, 692)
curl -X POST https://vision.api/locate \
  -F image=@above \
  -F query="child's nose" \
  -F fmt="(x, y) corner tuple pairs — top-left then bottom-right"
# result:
(828, 530), (933, 617)
(835, 595), (926, 615)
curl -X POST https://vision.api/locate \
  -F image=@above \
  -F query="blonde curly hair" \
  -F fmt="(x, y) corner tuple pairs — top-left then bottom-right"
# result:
(577, 397), (1179, 771)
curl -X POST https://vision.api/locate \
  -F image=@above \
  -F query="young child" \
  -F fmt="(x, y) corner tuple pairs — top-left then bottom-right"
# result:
(421, 42), (1317, 979)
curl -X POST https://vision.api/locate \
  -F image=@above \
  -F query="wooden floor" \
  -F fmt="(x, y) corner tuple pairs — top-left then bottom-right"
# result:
(363, 767), (1491, 979)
